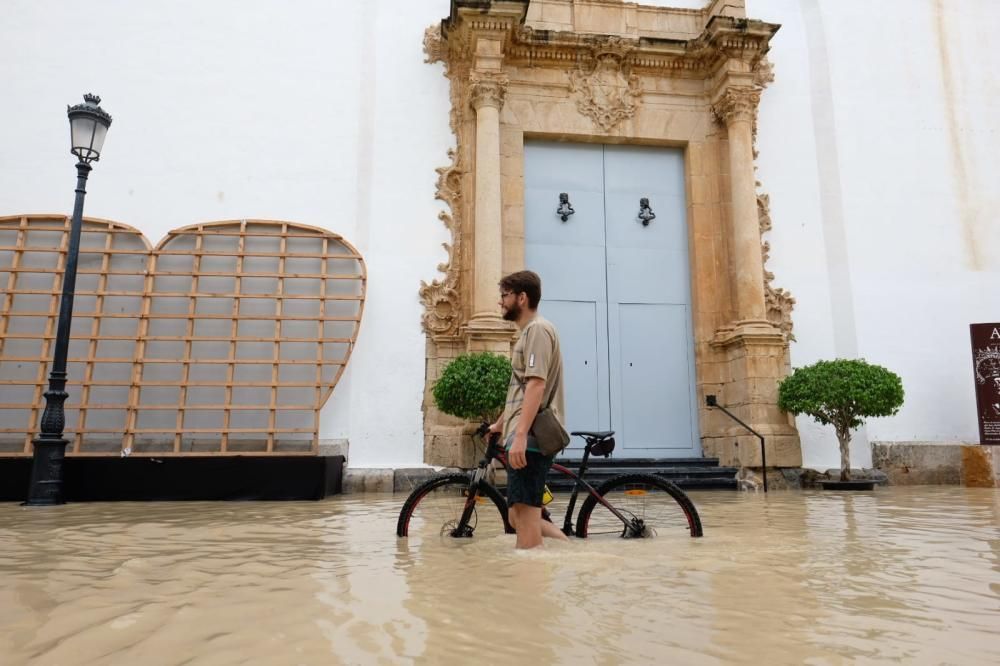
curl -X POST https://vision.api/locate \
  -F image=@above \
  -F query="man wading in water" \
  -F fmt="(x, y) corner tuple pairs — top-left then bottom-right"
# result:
(488, 271), (570, 549)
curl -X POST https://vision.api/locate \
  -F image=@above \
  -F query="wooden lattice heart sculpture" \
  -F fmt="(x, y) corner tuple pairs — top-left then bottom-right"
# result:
(0, 215), (365, 456)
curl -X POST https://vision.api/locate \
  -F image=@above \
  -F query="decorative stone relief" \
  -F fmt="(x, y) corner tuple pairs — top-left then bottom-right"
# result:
(424, 24), (474, 138)
(568, 37), (642, 132)
(751, 57), (774, 157)
(754, 57), (775, 89)
(748, 56), (794, 340)
(758, 192), (796, 340)
(757, 192), (772, 233)
(419, 149), (465, 339)
(421, 26), (472, 341)
(423, 25), (446, 66)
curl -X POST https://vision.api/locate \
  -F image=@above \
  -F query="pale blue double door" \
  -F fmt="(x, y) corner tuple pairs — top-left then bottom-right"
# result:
(524, 142), (700, 458)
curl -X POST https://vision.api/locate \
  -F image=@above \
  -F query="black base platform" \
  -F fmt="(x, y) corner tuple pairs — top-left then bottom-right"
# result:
(0, 456), (344, 502)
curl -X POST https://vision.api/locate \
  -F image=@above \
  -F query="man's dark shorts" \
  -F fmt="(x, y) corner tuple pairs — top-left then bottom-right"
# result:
(505, 445), (555, 508)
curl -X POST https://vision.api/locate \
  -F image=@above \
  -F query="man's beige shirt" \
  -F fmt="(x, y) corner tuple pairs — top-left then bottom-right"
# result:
(501, 315), (565, 451)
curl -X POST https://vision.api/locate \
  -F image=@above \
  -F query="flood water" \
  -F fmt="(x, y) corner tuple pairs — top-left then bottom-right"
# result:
(1, 486), (998, 665)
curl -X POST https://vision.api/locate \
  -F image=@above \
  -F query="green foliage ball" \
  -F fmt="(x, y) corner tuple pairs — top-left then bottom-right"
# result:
(432, 352), (512, 422)
(778, 358), (905, 433)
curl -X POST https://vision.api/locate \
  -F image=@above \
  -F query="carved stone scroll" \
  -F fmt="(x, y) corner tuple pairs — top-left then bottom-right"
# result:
(751, 58), (795, 340)
(419, 149), (465, 339)
(758, 192), (796, 340)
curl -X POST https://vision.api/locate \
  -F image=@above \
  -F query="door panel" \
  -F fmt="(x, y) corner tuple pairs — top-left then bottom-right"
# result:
(525, 142), (610, 456)
(604, 145), (699, 457)
(524, 142), (606, 316)
(524, 142), (605, 254)
(604, 145), (689, 305)
(617, 303), (698, 454)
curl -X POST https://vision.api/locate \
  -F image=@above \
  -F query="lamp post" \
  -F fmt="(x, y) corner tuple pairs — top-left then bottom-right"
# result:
(24, 94), (112, 506)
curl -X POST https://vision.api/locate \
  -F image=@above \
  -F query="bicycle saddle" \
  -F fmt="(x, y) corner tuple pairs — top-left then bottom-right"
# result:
(571, 430), (614, 440)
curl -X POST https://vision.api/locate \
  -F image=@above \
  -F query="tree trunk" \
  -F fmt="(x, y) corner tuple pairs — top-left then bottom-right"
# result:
(836, 428), (851, 481)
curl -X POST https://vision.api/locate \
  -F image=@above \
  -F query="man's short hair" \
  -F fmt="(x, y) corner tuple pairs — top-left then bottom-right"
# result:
(500, 270), (542, 309)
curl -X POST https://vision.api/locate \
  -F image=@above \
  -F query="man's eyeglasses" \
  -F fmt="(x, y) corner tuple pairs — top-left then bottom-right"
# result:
(500, 291), (514, 299)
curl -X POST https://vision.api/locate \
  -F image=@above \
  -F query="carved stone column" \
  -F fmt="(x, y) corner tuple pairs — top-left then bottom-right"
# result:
(706, 84), (801, 469)
(466, 72), (511, 348)
(714, 86), (769, 326)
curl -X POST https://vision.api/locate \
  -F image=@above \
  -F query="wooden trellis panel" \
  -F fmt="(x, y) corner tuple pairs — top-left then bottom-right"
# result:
(0, 215), (149, 455)
(0, 215), (365, 456)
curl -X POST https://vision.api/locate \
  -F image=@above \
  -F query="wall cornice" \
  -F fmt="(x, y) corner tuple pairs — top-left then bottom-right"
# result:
(437, 3), (779, 76)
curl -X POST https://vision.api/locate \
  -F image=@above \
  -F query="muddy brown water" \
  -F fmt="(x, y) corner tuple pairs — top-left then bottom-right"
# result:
(1, 487), (998, 665)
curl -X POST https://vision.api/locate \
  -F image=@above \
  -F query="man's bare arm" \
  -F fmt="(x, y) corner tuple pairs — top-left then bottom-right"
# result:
(508, 377), (546, 469)
(516, 377), (546, 438)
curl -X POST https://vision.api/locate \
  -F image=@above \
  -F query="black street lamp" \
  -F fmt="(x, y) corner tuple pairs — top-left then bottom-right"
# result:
(24, 94), (112, 506)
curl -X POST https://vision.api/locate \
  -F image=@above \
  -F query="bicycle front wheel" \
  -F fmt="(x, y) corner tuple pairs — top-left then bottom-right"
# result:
(396, 473), (511, 540)
(576, 473), (704, 539)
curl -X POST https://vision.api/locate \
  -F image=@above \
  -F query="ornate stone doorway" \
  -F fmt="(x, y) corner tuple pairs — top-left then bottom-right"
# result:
(420, 0), (800, 471)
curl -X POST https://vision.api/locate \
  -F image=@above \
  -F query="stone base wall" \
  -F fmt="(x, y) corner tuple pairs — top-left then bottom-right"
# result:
(871, 441), (964, 485)
(343, 466), (464, 494)
(871, 441), (1000, 487)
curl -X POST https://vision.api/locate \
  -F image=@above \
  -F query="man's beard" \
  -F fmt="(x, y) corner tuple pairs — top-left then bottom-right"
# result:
(502, 301), (522, 322)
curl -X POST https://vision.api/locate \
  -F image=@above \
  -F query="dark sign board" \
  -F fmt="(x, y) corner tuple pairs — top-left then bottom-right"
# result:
(971, 323), (1000, 445)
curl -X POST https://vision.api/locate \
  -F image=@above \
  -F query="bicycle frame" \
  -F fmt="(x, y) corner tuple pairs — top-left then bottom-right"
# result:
(458, 431), (636, 538)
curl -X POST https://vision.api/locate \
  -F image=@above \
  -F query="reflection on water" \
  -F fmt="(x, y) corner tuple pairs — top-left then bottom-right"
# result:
(1, 487), (998, 664)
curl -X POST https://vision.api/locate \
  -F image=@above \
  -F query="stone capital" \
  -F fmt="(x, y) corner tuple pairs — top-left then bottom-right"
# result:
(469, 73), (509, 111)
(712, 86), (760, 126)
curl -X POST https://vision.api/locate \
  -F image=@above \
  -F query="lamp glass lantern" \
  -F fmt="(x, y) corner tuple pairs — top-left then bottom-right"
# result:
(67, 94), (112, 163)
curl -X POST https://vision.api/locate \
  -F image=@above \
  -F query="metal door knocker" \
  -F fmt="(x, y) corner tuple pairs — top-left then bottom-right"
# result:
(638, 198), (655, 226)
(556, 192), (575, 222)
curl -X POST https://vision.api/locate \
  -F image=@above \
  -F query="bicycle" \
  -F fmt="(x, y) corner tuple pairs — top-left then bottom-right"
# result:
(396, 424), (704, 541)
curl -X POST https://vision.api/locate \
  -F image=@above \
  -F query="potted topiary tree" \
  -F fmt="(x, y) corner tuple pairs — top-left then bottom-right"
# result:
(778, 358), (904, 490)
(433, 352), (512, 457)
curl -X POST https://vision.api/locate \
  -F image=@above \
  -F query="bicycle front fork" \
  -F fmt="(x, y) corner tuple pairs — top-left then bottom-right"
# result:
(453, 471), (490, 538)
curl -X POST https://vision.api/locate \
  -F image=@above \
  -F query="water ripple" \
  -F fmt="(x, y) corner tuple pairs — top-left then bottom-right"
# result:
(0, 487), (998, 664)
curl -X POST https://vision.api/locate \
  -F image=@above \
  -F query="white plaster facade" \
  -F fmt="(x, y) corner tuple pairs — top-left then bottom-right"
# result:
(1, 0), (996, 470)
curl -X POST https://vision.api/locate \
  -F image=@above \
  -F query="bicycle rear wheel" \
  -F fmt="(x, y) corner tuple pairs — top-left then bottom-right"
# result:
(576, 473), (703, 538)
(396, 473), (511, 540)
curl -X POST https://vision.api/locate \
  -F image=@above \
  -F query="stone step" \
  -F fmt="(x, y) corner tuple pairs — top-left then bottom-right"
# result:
(542, 458), (739, 491)
(549, 466), (737, 479)
(555, 456), (723, 468)
(545, 471), (738, 492)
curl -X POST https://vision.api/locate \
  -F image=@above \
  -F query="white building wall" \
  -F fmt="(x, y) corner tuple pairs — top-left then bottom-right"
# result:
(0, 0), (451, 468)
(2, 0), (996, 470)
(754, 0), (1000, 469)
